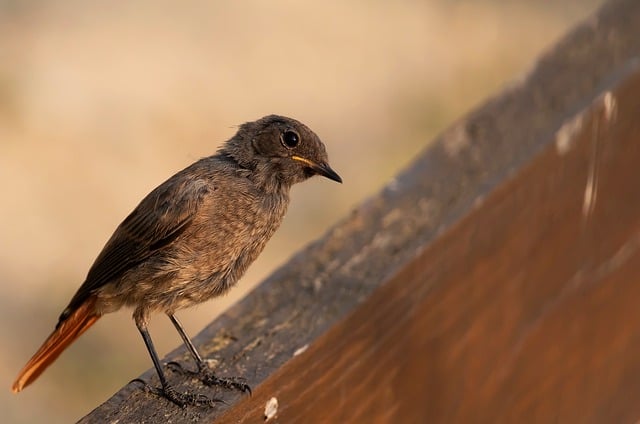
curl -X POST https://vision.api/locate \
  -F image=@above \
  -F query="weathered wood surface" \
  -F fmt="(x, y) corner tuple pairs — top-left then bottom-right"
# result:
(218, 64), (640, 424)
(81, 0), (640, 422)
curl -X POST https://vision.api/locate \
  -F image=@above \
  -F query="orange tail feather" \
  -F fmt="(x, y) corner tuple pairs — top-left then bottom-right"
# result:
(12, 297), (100, 393)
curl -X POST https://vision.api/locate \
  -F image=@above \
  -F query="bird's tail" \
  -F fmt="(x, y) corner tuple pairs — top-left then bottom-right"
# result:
(11, 297), (100, 393)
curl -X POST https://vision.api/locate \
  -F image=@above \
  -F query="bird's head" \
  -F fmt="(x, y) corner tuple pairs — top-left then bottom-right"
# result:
(221, 115), (342, 189)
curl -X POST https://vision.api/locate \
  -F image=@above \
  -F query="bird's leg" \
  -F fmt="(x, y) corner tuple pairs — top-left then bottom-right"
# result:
(167, 313), (251, 394)
(135, 318), (223, 407)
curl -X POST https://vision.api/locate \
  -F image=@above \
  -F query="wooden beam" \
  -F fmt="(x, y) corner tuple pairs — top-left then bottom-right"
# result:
(219, 62), (640, 424)
(80, 0), (640, 422)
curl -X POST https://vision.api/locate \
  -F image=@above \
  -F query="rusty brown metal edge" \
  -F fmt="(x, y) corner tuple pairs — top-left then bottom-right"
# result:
(79, 0), (640, 422)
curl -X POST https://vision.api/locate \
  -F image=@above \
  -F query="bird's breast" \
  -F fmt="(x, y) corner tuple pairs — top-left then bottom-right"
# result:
(172, 187), (290, 297)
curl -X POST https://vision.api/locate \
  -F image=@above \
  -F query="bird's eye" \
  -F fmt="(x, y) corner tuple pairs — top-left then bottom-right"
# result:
(281, 130), (300, 149)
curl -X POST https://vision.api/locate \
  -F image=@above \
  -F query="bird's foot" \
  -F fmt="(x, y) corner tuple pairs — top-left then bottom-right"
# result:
(131, 378), (224, 408)
(167, 361), (252, 395)
(201, 373), (251, 395)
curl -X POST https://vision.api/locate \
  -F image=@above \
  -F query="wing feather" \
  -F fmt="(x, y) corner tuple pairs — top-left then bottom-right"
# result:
(58, 171), (210, 322)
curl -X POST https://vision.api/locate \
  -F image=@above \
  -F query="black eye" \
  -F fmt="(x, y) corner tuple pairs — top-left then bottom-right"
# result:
(281, 130), (300, 149)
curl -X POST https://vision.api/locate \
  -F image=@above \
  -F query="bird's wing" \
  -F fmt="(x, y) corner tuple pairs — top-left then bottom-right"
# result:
(59, 173), (211, 322)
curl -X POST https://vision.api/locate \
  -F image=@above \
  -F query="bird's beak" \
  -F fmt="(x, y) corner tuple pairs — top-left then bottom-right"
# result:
(292, 155), (342, 183)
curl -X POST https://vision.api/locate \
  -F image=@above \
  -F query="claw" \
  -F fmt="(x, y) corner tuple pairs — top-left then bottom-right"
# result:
(167, 360), (252, 395)
(161, 385), (224, 408)
(166, 361), (188, 373)
(129, 377), (149, 387)
(132, 381), (224, 408)
(202, 374), (252, 395)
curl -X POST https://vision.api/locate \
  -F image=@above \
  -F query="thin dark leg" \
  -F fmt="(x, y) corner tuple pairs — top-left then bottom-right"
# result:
(168, 314), (204, 366)
(135, 320), (221, 407)
(167, 313), (251, 394)
(137, 321), (170, 388)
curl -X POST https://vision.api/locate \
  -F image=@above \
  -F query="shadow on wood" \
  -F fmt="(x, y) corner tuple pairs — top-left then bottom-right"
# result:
(81, 0), (640, 422)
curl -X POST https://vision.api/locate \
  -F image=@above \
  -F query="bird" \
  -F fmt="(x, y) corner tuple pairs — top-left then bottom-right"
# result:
(11, 115), (342, 407)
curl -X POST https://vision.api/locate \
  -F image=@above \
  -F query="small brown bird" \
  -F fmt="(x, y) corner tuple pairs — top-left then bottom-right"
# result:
(11, 115), (342, 406)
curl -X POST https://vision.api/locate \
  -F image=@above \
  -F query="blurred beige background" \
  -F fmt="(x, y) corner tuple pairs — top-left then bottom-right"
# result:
(1, 0), (602, 422)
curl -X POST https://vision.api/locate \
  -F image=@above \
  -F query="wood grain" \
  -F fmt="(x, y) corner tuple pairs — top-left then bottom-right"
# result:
(80, 0), (640, 422)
